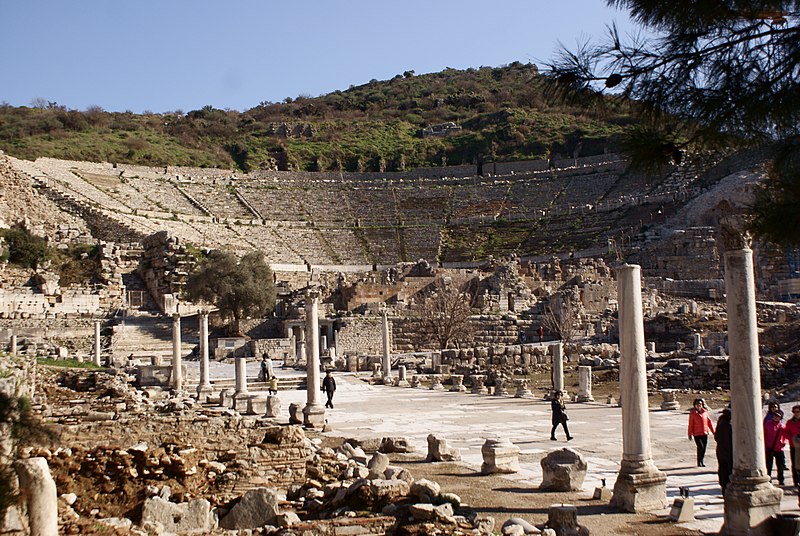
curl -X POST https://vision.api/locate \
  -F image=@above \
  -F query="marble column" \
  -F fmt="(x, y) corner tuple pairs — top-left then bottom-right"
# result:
(14, 457), (58, 536)
(303, 290), (325, 428)
(93, 321), (102, 367)
(10, 334), (17, 356)
(551, 342), (564, 394)
(692, 332), (703, 350)
(721, 247), (782, 535)
(196, 311), (213, 400)
(171, 314), (183, 392)
(610, 264), (667, 512)
(381, 310), (393, 384)
(232, 356), (249, 410)
(577, 366), (594, 402)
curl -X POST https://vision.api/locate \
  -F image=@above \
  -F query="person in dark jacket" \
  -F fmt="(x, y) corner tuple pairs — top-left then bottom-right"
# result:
(715, 406), (733, 494)
(322, 370), (336, 409)
(550, 390), (572, 441)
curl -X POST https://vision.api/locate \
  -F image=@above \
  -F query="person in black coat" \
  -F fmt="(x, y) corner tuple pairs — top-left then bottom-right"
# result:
(322, 370), (336, 409)
(715, 406), (733, 494)
(550, 390), (573, 441)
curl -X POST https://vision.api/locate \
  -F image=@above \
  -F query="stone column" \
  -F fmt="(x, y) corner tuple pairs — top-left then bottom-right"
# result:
(93, 321), (102, 367)
(232, 356), (249, 410)
(197, 311), (213, 400)
(381, 310), (393, 384)
(14, 457), (58, 536)
(610, 264), (667, 512)
(10, 334), (17, 356)
(171, 314), (183, 392)
(721, 247), (782, 535)
(576, 366), (594, 402)
(303, 290), (325, 428)
(297, 327), (307, 364)
(692, 332), (703, 350)
(396, 365), (409, 387)
(551, 343), (564, 394)
(327, 323), (335, 348)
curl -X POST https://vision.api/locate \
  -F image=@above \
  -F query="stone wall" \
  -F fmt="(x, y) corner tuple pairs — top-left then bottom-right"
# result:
(335, 316), (383, 356)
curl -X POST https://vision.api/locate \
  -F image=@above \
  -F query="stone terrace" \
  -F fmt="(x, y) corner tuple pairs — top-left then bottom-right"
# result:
(4, 154), (724, 266)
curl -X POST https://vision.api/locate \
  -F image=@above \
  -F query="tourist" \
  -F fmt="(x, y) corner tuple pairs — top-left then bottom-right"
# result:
(764, 408), (787, 486)
(259, 356), (269, 383)
(688, 398), (715, 467)
(519, 330), (526, 344)
(268, 375), (278, 396)
(765, 400), (781, 421)
(322, 370), (336, 409)
(550, 390), (572, 441)
(714, 406), (733, 494)
(786, 405), (800, 489)
(537, 325), (544, 343)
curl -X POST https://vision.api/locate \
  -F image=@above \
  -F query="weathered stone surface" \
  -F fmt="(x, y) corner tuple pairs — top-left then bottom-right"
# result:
(218, 488), (279, 530)
(410, 478), (441, 502)
(14, 457), (58, 536)
(426, 434), (461, 462)
(141, 496), (215, 533)
(367, 452), (390, 479)
(481, 438), (520, 474)
(262, 425), (304, 445)
(539, 448), (587, 491)
(379, 436), (416, 453)
(501, 516), (540, 534)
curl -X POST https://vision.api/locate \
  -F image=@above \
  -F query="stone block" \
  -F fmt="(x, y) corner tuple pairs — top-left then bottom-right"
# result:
(481, 438), (520, 474)
(426, 434), (460, 462)
(141, 496), (215, 534)
(219, 488), (279, 530)
(539, 448), (587, 491)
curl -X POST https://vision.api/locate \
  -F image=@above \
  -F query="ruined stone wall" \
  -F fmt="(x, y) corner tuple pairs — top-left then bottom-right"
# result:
(335, 316), (383, 356)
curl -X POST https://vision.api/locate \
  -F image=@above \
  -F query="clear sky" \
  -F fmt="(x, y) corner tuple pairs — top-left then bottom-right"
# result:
(1, 1), (639, 114)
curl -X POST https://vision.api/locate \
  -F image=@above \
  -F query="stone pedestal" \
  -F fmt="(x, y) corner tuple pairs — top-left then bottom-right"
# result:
(646, 341), (656, 354)
(288, 402), (303, 425)
(371, 363), (382, 380)
(171, 314), (183, 392)
(303, 291), (325, 428)
(93, 321), (102, 367)
(395, 365), (409, 387)
(494, 377), (509, 396)
(429, 375), (444, 390)
(552, 343), (564, 392)
(576, 366), (594, 402)
(471, 375), (489, 394)
(514, 379), (533, 398)
(610, 264), (667, 512)
(449, 375), (467, 392)
(410, 375), (421, 388)
(540, 447), (587, 491)
(692, 332), (703, 350)
(721, 248), (782, 535)
(659, 389), (680, 411)
(265, 396), (281, 418)
(481, 438), (520, 474)
(246, 395), (267, 416)
(14, 457), (58, 536)
(546, 504), (587, 536)
(426, 434), (461, 462)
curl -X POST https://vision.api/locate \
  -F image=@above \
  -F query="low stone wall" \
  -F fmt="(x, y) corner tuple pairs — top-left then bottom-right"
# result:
(336, 316), (383, 356)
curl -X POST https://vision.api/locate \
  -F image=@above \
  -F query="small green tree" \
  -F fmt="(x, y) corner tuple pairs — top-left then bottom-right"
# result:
(1, 226), (51, 270)
(186, 250), (276, 335)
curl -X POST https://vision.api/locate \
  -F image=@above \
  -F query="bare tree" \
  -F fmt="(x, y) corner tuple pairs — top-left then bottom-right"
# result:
(412, 277), (476, 350)
(541, 291), (579, 346)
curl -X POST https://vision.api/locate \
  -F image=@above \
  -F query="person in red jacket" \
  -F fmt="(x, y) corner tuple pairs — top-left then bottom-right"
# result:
(764, 408), (788, 486)
(688, 398), (715, 467)
(785, 405), (800, 490)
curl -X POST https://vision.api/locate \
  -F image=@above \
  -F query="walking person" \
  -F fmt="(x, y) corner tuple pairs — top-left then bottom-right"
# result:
(537, 325), (544, 343)
(688, 398), (715, 467)
(322, 370), (336, 409)
(259, 355), (269, 383)
(550, 390), (573, 441)
(786, 405), (800, 489)
(714, 406), (733, 494)
(764, 408), (788, 486)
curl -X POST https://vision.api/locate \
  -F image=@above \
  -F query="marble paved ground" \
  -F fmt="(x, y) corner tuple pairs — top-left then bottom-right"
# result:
(189, 362), (800, 534)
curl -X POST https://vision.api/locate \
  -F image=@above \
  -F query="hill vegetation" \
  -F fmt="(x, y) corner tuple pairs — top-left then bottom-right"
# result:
(0, 63), (636, 172)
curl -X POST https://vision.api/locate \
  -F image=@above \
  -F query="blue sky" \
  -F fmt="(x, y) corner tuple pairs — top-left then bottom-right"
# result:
(1, 1), (639, 114)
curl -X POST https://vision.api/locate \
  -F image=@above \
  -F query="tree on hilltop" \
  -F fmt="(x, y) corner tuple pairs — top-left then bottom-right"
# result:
(186, 250), (276, 335)
(546, 0), (800, 245)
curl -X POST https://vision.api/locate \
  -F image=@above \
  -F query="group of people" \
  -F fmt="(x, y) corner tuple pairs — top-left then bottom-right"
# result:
(688, 398), (800, 494)
(258, 354), (278, 395)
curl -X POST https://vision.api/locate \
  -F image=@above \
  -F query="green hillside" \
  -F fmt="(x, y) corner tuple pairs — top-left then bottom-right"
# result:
(0, 63), (635, 171)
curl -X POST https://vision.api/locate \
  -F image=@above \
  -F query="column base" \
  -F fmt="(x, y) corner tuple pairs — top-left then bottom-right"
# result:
(610, 461), (667, 512)
(721, 477), (783, 536)
(195, 385), (215, 403)
(381, 376), (394, 385)
(303, 403), (326, 429)
(395, 379), (410, 387)
(576, 394), (595, 402)
(232, 392), (251, 411)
